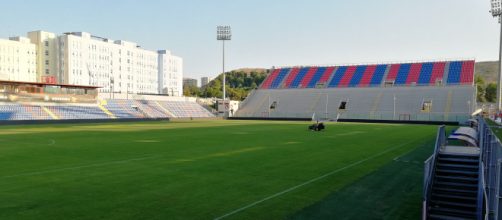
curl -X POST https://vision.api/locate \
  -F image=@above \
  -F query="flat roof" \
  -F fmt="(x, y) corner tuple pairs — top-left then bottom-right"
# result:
(0, 80), (101, 89)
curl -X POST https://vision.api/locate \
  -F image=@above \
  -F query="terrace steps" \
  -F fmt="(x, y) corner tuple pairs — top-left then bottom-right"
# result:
(426, 153), (480, 220)
(42, 106), (59, 120)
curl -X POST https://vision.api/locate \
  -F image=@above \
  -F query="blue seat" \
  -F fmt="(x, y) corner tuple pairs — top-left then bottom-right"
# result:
(348, 66), (367, 87)
(328, 66), (348, 88)
(394, 64), (411, 85)
(270, 68), (290, 89)
(306, 67), (327, 88)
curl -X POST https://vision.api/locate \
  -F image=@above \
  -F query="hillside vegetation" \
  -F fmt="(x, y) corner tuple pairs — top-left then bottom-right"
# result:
(475, 61), (498, 103)
(184, 68), (268, 100)
(476, 61), (498, 83)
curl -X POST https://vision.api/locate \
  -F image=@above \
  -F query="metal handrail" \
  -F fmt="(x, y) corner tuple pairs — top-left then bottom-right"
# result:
(480, 161), (489, 220)
(478, 158), (487, 219)
(423, 125), (446, 218)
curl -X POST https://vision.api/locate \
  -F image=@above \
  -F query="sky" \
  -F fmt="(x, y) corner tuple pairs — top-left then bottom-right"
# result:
(0, 0), (499, 81)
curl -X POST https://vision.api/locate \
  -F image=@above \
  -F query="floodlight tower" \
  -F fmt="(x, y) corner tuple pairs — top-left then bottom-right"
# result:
(217, 26), (231, 100)
(490, 0), (502, 110)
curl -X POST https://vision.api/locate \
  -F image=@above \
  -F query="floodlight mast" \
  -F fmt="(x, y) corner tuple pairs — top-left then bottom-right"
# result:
(217, 26), (231, 101)
(491, 0), (502, 110)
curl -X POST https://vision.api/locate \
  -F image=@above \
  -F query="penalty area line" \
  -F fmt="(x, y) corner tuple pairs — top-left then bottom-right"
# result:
(214, 139), (419, 220)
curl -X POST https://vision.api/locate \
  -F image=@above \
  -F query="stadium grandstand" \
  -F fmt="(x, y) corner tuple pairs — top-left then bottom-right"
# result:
(235, 59), (476, 123)
(0, 80), (214, 121)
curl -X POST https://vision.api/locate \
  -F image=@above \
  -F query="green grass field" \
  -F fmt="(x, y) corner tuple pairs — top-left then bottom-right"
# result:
(0, 120), (438, 219)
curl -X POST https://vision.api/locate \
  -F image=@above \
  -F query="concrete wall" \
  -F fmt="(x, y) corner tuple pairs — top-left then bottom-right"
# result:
(236, 85), (476, 122)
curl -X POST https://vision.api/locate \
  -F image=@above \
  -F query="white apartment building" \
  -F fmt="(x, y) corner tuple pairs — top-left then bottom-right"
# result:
(201, 76), (209, 87)
(57, 32), (160, 94)
(0, 37), (36, 82)
(158, 50), (183, 96)
(0, 30), (184, 96)
(27, 31), (58, 83)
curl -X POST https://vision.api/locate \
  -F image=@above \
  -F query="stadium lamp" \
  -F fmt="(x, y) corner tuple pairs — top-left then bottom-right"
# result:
(490, 0), (502, 110)
(491, 0), (502, 16)
(217, 26), (231, 101)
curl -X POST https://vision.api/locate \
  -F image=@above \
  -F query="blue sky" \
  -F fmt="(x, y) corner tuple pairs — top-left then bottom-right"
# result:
(0, 0), (498, 80)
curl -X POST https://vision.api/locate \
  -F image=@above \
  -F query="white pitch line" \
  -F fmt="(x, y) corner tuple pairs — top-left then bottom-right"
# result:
(214, 139), (419, 220)
(0, 154), (160, 179)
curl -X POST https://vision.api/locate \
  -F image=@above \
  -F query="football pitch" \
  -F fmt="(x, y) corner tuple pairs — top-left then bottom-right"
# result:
(0, 120), (439, 219)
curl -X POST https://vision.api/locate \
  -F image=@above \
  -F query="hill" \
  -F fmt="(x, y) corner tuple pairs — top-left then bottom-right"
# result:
(475, 61), (498, 102)
(476, 61), (498, 84)
(185, 68), (269, 100)
(231, 68), (268, 75)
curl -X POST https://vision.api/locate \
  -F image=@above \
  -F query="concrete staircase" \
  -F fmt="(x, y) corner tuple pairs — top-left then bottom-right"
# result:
(427, 152), (480, 219)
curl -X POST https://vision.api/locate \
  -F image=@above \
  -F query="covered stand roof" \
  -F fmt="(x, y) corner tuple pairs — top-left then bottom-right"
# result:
(0, 80), (101, 89)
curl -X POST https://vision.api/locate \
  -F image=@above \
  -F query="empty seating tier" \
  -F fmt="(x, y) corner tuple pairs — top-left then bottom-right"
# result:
(0, 99), (214, 121)
(260, 60), (475, 90)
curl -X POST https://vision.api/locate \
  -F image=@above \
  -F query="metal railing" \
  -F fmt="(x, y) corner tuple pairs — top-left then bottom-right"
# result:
(473, 116), (502, 220)
(480, 161), (489, 220)
(422, 125), (446, 219)
(422, 116), (502, 219)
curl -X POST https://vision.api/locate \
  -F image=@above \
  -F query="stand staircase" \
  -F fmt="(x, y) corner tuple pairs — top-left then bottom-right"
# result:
(427, 153), (480, 219)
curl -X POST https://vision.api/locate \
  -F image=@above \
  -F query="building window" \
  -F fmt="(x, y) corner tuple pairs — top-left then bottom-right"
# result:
(44, 41), (49, 47)
(45, 69), (49, 74)
(45, 50), (49, 56)
(45, 60), (49, 65)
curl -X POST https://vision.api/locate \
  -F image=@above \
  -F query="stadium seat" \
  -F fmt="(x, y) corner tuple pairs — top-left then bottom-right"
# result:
(405, 63), (422, 85)
(394, 63), (411, 85)
(157, 100), (214, 118)
(358, 65), (376, 87)
(260, 69), (281, 89)
(282, 67), (300, 88)
(105, 99), (145, 118)
(299, 67), (318, 88)
(338, 66), (357, 87)
(430, 62), (446, 85)
(348, 65), (367, 87)
(328, 66), (348, 88)
(306, 67), (327, 88)
(417, 62), (433, 85)
(257, 60), (474, 89)
(318, 66), (336, 85)
(290, 67), (310, 88)
(270, 68), (291, 89)
(460, 60), (475, 85)
(446, 61), (462, 85)
(0, 99), (214, 121)
(385, 64), (400, 83)
(369, 64), (387, 87)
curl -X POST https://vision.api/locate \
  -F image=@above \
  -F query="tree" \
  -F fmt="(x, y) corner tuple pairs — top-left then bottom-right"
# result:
(198, 69), (267, 100)
(475, 75), (486, 102)
(486, 82), (497, 103)
(183, 84), (200, 97)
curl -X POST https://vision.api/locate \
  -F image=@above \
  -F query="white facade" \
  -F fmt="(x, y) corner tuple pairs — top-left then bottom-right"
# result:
(0, 30), (183, 96)
(201, 77), (209, 87)
(57, 32), (174, 95)
(27, 31), (58, 83)
(0, 37), (36, 82)
(158, 50), (183, 96)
